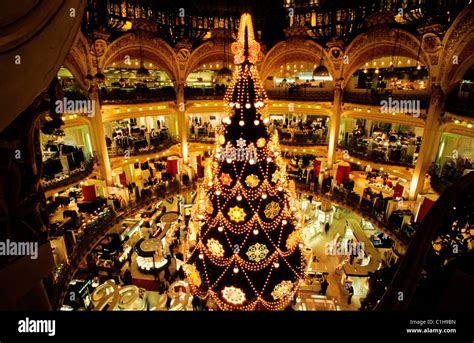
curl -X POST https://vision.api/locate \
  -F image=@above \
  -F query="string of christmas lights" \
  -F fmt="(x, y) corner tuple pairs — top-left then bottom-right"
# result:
(184, 13), (305, 311)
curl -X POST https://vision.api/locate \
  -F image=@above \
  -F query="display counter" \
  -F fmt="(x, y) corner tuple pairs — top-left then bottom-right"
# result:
(91, 279), (147, 311)
(134, 237), (169, 274)
(342, 220), (382, 277)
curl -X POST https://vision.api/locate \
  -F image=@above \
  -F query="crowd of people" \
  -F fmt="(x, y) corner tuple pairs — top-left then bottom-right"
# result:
(106, 121), (172, 156)
(272, 117), (328, 144)
(341, 125), (421, 165)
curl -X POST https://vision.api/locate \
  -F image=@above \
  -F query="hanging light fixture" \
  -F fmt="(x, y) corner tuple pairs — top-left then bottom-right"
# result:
(216, 9), (232, 86)
(94, 70), (106, 83)
(412, 36), (423, 78)
(119, 53), (126, 86)
(216, 29), (232, 84)
(385, 28), (400, 81)
(136, 32), (149, 78)
(313, 50), (330, 80)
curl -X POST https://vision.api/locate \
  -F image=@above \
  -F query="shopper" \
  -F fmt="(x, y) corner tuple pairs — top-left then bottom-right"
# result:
(192, 296), (199, 311)
(324, 222), (330, 234)
(320, 278), (329, 296)
(347, 285), (354, 304)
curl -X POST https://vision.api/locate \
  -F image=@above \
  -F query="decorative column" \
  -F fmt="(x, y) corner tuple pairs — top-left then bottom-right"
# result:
(327, 80), (343, 169)
(0, 79), (64, 309)
(409, 85), (444, 199)
(89, 83), (113, 185)
(176, 82), (189, 163)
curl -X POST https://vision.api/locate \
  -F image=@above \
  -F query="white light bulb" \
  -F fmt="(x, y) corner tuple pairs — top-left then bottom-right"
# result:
(266, 157), (272, 162)
(254, 120), (260, 126)
(235, 103), (241, 109)
(208, 182), (213, 187)
(263, 117), (269, 124)
(262, 194), (267, 199)
(278, 186), (283, 191)
(274, 262), (280, 268)
(229, 102), (234, 107)
(249, 159), (256, 165)
(239, 120), (245, 126)
(199, 253), (204, 259)
(245, 103), (251, 109)
(237, 195), (242, 201)
(226, 158), (232, 163)
(215, 190), (221, 195)
(218, 226), (224, 232)
(233, 267), (239, 274)
(253, 229), (259, 235)
(282, 220), (287, 225)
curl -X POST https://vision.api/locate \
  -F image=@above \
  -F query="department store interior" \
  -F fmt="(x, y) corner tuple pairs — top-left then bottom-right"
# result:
(1, 0), (473, 313)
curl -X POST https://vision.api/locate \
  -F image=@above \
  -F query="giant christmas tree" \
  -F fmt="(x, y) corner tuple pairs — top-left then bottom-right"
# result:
(184, 13), (305, 311)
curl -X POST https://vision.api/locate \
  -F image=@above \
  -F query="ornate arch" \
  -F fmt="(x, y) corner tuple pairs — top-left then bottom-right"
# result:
(99, 33), (179, 84)
(185, 40), (236, 79)
(342, 28), (429, 88)
(438, 6), (474, 94)
(439, 122), (474, 138)
(63, 32), (91, 92)
(259, 39), (333, 82)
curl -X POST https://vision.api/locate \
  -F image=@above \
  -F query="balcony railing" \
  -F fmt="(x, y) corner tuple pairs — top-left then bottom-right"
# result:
(46, 206), (117, 309)
(100, 86), (176, 104)
(343, 90), (430, 109)
(445, 94), (474, 117)
(267, 88), (333, 101)
(338, 143), (416, 168)
(184, 86), (226, 100)
(107, 136), (179, 158)
(47, 180), (199, 309)
(188, 136), (216, 144)
(278, 128), (328, 146)
(428, 162), (472, 194)
(294, 182), (412, 247)
(42, 156), (97, 191)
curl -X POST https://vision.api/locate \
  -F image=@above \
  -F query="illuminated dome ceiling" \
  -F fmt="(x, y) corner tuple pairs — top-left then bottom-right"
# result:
(83, 0), (470, 48)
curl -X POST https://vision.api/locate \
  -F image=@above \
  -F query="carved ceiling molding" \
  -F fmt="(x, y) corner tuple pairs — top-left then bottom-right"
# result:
(184, 40), (236, 79)
(260, 39), (331, 81)
(0, 0), (85, 133)
(342, 27), (428, 88)
(98, 33), (179, 81)
(438, 6), (474, 92)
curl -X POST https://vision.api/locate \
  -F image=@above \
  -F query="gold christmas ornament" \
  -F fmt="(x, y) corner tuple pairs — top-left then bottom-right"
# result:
(218, 134), (226, 145)
(222, 286), (246, 305)
(264, 201), (280, 219)
(286, 230), (301, 250)
(228, 206), (246, 223)
(206, 238), (225, 258)
(256, 137), (266, 148)
(246, 243), (269, 262)
(271, 170), (284, 184)
(184, 264), (202, 287)
(245, 174), (260, 188)
(271, 280), (293, 300)
(220, 173), (232, 186)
